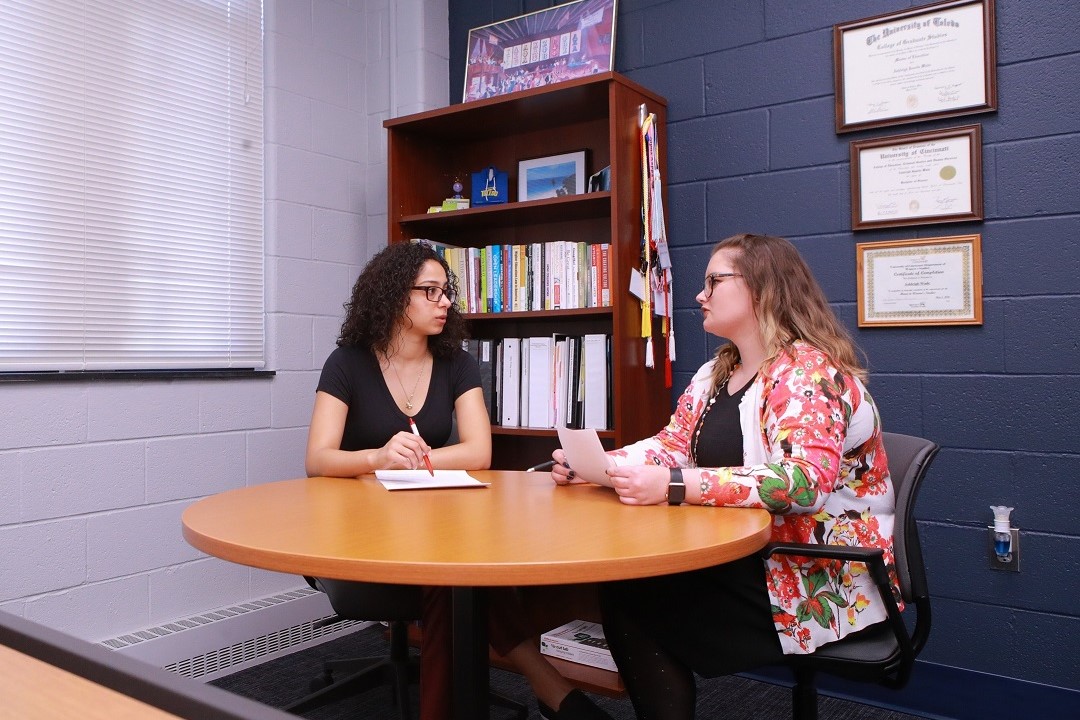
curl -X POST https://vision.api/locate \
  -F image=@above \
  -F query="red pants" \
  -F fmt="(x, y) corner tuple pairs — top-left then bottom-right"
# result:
(419, 587), (531, 720)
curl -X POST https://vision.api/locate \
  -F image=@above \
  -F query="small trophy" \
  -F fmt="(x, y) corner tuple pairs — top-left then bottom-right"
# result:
(437, 174), (469, 211)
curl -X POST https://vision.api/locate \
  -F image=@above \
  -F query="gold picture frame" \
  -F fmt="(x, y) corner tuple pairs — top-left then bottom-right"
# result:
(857, 234), (983, 327)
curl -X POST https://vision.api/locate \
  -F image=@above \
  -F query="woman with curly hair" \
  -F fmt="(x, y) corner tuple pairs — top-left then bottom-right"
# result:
(306, 241), (488, 476)
(551, 234), (894, 720)
(306, 242), (608, 720)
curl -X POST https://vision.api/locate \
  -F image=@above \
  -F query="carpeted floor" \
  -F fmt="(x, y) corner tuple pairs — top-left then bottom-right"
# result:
(211, 625), (926, 720)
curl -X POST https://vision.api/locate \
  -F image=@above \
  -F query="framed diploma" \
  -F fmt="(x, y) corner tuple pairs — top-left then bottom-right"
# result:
(857, 235), (982, 327)
(834, 0), (997, 133)
(850, 124), (982, 231)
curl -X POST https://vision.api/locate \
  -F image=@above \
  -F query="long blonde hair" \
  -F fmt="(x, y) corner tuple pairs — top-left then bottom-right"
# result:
(708, 233), (867, 388)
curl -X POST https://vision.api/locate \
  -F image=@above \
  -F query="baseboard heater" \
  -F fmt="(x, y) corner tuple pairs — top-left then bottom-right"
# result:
(99, 586), (372, 682)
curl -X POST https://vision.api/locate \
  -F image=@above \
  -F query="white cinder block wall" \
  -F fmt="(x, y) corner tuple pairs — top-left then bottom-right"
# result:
(0, 0), (449, 642)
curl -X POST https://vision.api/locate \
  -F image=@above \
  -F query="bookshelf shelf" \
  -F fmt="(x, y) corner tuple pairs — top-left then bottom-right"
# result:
(385, 73), (670, 470)
(400, 192), (611, 232)
(492, 426), (616, 440)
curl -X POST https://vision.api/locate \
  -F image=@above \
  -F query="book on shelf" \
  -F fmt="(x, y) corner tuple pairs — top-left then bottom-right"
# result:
(526, 336), (555, 428)
(464, 339), (498, 424)
(431, 240), (608, 316)
(582, 333), (608, 431)
(600, 243), (610, 307)
(519, 339), (530, 426)
(570, 335), (585, 429)
(540, 620), (616, 672)
(499, 337), (521, 427)
(493, 339), (503, 423)
(553, 335), (570, 429)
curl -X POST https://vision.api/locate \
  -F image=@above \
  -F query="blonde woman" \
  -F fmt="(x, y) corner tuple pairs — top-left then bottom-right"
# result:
(552, 234), (894, 719)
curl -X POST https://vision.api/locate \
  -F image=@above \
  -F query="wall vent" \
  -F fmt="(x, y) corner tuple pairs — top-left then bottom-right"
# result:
(100, 587), (370, 682)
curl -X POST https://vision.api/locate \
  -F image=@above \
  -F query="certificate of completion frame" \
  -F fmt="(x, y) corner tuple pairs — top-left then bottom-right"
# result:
(857, 235), (982, 327)
(850, 125), (982, 231)
(834, 0), (997, 133)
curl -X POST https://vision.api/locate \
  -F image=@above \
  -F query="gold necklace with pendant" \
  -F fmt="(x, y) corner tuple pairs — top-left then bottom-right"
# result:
(388, 356), (427, 411)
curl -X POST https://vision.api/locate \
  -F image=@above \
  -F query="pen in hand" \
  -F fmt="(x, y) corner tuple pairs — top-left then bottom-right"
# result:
(407, 417), (435, 476)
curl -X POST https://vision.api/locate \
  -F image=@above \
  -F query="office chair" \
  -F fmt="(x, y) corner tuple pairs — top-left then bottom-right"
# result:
(286, 578), (527, 720)
(761, 432), (940, 720)
(285, 580), (420, 718)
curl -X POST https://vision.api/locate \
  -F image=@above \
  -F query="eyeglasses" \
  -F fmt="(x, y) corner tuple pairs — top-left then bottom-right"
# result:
(411, 285), (457, 304)
(702, 272), (742, 299)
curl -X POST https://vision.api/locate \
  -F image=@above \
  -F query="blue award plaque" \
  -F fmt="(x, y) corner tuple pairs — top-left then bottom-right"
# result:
(471, 167), (508, 205)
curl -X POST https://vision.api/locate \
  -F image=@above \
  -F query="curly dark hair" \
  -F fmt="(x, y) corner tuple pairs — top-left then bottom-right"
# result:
(337, 242), (467, 358)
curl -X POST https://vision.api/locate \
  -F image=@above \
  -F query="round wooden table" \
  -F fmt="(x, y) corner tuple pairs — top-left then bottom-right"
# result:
(182, 471), (772, 719)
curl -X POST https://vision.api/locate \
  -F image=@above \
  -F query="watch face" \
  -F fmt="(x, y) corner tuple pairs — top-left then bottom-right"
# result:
(668, 482), (686, 505)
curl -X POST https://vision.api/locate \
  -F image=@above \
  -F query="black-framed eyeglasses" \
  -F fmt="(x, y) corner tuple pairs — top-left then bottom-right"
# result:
(702, 272), (742, 299)
(411, 285), (457, 304)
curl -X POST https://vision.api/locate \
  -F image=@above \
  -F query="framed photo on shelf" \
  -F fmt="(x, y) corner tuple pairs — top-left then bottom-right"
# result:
(463, 0), (618, 103)
(518, 151), (586, 202)
(856, 234), (983, 327)
(833, 0), (997, 133)
(850, 124), (983, 231)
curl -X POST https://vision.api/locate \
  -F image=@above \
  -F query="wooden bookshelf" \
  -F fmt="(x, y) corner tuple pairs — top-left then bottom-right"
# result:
(384, 72), (671, 470)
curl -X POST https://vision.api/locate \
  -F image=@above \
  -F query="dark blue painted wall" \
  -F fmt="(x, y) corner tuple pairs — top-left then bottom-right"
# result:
(449, 0), (1080, 693)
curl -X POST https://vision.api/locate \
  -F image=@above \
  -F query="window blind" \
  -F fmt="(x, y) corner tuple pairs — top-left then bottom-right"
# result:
(0, 0), (264, 371)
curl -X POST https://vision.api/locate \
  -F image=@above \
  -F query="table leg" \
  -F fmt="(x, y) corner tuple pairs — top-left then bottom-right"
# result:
(451, 587), (489, 720)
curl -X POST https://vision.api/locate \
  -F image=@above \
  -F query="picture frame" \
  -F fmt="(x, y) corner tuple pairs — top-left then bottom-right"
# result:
(463, 0), (618, 103)
(850, 124), (983, 231)
(856, 234), (983, 327)
(518, 151), (586, 202)
(833, 0), (997, 133)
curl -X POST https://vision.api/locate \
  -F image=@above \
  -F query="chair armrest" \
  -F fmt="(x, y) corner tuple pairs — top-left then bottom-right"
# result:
(762, 542), (915, 684)
(764, 543), (894, 596)
(764, 543), (883, 563)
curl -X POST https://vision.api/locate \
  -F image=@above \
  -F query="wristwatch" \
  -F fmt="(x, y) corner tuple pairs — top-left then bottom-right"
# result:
(667, 468), (685, 506)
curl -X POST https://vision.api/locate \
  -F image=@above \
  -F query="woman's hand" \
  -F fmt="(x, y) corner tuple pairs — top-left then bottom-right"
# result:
(371, 431), (430, 471)
(607, 464), (672, 505)
(550, 449), (589, 485)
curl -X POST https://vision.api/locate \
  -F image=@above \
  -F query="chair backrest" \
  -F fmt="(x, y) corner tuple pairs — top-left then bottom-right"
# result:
(881, 432), (939, 653)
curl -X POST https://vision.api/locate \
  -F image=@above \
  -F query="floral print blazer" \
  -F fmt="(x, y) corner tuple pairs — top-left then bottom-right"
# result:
(611, 341), (895, 654)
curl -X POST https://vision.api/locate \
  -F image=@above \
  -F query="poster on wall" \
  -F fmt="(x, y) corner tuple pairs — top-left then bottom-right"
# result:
(463, 0), (617, 103)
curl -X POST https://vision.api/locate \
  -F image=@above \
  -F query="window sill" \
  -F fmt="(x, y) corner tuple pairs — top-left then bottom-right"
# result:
(0, 369), (276, 384)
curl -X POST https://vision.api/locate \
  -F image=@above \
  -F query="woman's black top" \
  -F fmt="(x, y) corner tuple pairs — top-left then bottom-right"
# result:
(316, 345), (480, 451)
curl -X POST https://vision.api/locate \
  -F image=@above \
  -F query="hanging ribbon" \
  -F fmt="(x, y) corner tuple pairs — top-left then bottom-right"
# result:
(639, 107), (654, 368)
(638, 106), (674, 384)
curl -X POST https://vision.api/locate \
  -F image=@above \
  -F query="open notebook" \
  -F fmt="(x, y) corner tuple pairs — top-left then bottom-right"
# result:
(373, 469), (489, 491)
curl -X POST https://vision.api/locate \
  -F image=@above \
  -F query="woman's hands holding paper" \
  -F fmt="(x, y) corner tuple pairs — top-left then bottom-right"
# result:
(550, 448), (590, 485)
(606, 464), (672, 505)
(552, 428), (616, 486)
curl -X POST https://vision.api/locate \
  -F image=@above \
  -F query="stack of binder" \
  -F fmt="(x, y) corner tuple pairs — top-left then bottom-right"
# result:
(464, 334), (611, 430)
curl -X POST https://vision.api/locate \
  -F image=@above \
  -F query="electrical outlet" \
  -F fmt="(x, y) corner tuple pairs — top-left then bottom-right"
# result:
(988, 527), (1020, 571)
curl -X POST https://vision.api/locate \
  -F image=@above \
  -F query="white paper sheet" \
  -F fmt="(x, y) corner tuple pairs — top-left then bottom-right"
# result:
(556, 427), (614, 487)
(374, 469), (489, 491)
